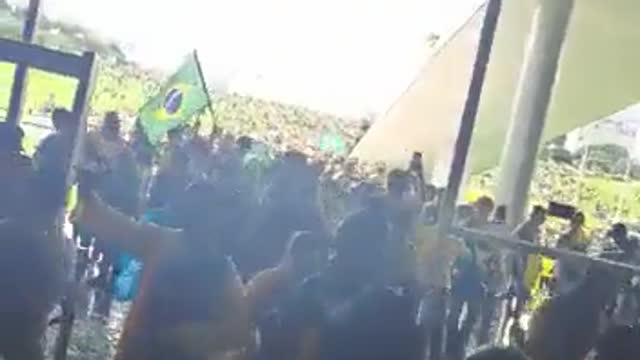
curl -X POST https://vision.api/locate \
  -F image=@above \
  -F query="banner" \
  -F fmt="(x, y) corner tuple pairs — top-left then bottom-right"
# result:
(139, 51), (210, 144)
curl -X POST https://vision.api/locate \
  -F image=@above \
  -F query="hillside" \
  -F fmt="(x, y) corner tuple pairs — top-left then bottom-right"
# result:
(0, 1), (126, 60)
(0, 2), (155, 116)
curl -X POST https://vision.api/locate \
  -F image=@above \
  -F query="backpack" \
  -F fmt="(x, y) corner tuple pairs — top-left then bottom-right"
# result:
(112, 208), (171, 302)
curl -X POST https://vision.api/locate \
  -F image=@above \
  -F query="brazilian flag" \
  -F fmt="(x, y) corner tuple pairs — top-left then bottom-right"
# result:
(139, 52), (210, 144)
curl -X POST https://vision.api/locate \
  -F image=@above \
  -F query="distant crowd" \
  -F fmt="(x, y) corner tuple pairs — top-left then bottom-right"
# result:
(0, 108), (639, 360)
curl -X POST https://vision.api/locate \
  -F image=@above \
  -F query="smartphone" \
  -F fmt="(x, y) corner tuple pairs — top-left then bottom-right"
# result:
(547, 201), (577, 220)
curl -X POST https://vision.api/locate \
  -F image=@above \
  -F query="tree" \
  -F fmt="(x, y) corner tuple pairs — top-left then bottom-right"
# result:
(582, 144), (630, 173)
(549, 134), (567, 148)
(589, 144), (629, 162)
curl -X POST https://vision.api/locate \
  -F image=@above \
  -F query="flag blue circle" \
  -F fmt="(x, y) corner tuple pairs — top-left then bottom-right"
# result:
(163, 88), (184, 115)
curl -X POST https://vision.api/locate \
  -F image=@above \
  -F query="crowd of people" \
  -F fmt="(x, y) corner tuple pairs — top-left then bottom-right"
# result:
(473, 160), (637, 235)
(1, 107), (640, 360)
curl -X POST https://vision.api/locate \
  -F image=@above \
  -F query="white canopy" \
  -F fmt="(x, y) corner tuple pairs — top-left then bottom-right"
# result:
(352, 0), (640, 177)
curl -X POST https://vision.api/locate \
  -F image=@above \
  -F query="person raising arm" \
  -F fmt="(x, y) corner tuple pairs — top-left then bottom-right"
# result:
(73, 176), (292, 360)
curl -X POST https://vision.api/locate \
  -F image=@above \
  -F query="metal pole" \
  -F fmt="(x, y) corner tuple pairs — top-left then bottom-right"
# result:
(192, 50), (219, 141)
(54, 51), (97, 360)
(6, 0), (41, 125)
(496, 0), (576, 227)
(575, 143), (589, 204)
(437, 0), (502, 238)
(614, 156), (632, 221)
(453, 227), (640, 274)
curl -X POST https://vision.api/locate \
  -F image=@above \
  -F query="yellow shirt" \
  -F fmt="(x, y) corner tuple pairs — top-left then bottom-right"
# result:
(558, 227), (589, 252)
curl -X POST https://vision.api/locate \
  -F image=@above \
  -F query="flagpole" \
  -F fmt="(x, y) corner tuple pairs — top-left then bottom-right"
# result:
(192, 50), (218, 142)
(575, 141), (589, 205)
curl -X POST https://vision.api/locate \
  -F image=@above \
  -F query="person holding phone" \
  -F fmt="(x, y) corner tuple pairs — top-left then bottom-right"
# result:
(555, 212), (589, 294)
(557, 212), (588, 252)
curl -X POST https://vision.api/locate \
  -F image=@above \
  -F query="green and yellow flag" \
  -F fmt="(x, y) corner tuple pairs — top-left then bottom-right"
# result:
(139, 52), (210, 144)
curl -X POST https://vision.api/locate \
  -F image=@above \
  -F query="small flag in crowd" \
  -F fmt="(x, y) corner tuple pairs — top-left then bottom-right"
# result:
(320, 133), (347, 155)
(139, 52), (210, 144)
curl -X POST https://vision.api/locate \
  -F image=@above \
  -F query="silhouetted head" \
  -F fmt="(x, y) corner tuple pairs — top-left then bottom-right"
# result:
(51, 108), (74, 133)
(466, 346), (530, 360)
(334, 205), (389, 282)
(0, 122), (24, 154)
(167, 126), (185, 147)
(608, 223), (630, 250)
(102, 111), (121, 140)
(281, 150), (308, 169)
(236, 135), (253, 154)
(409, 152), (423, 174)
(571, 211), (585, 229)
(170, 182), (244, 253)
(359, 120), (371, 133)
(218, 132), (236, 151)
(531, 205), (547, 224)
(387, 169), (412, 199)
(271, 150), (317, 205)
(473, 196), (495, 224)
(51, 108), (72, 132)
(493, 205), (507, 223)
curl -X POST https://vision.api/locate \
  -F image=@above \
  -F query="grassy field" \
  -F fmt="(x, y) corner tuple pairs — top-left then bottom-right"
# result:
(0, 63), (77, 111)
(0, 62), (153, 117)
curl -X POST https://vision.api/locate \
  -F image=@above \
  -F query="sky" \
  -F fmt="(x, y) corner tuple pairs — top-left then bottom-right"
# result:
(9, 0), (482, 116)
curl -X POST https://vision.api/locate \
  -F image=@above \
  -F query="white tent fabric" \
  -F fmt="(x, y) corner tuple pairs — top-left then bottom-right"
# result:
(352, 0), (640, 178)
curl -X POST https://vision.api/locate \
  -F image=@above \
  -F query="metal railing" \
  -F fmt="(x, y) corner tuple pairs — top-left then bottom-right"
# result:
(451, 226), (640, 274)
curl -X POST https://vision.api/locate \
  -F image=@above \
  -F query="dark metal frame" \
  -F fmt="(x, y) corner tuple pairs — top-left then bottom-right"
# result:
(0, 37), (97, 185)
(437, 0), (640, 274)
(0, 38), (97, 127)
(0, 36), (98, 360)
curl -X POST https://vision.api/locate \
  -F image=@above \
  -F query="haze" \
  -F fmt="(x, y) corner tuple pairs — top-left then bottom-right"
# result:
(8, 0), (481, 116)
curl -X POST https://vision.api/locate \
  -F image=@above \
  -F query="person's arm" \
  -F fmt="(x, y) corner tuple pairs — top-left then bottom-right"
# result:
(556, 232), (570, 250)
(511, 223), (525, 241)
(72, 192), (180, 259)
(206, 266), (254, 354)
(32, 135), (50, 169)
(245, 260), (291, 314)
(445, 236), (465, 262)
(283, 275), (325, 360)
